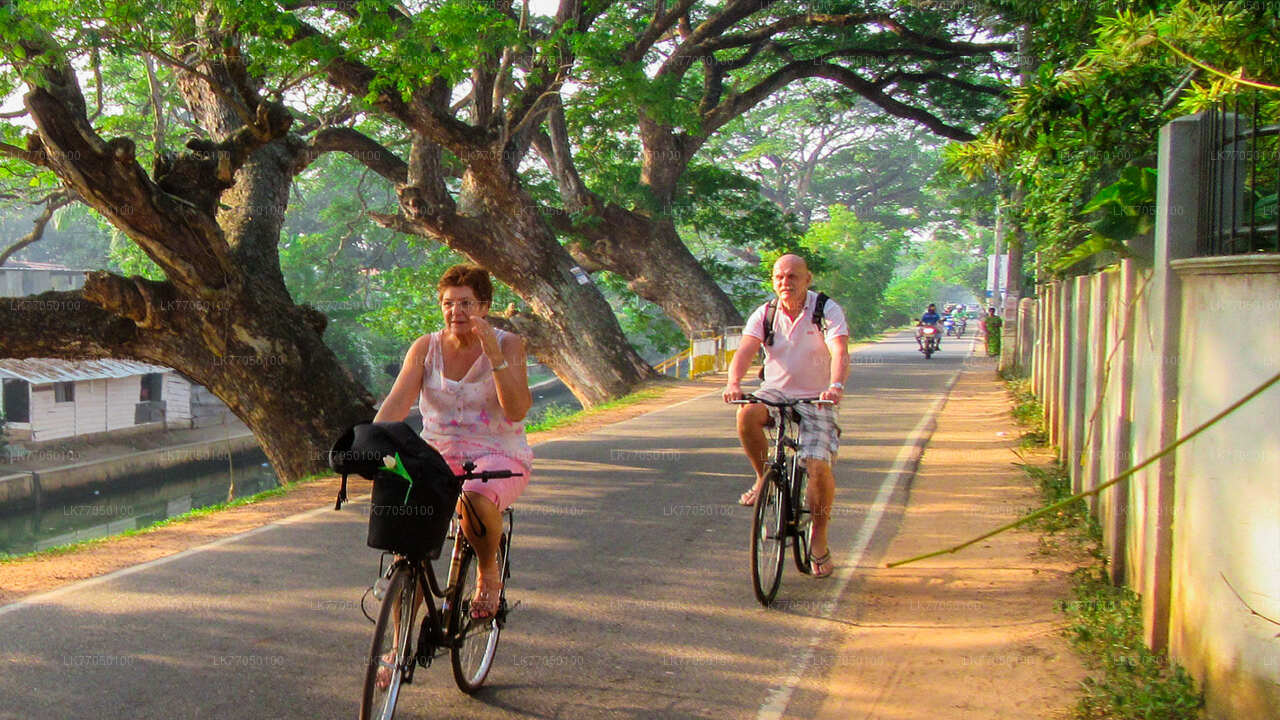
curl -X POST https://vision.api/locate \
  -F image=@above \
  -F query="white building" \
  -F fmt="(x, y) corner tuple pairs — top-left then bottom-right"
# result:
(0, 358), (194, 442)
(1, 262), (232, 443)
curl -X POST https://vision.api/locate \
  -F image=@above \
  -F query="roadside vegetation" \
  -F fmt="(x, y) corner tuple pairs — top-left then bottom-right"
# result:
(1003, 374), (1204, 719)
(526, 384), (669, 435)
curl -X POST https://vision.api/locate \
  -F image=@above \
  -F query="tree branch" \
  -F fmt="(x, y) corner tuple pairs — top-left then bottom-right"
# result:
(658, 0), (779, 80)
(293, 127), (409, 184)
(879, 70), (1007, 97)
(814, 63), (978, 141)
(0, 191), (72, 266)
(621, 0), (698, 63)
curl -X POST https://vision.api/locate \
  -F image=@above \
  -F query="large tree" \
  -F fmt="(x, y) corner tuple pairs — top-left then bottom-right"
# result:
(0, 9), (376, 481)
(538, 0), (1016, 335)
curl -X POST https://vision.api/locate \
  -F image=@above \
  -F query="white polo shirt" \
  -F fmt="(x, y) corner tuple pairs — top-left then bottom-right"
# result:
(743, 290), (848, 397)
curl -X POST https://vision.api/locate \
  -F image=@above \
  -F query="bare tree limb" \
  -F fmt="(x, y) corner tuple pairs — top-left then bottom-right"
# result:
(0, 191), (72, 266)
(1222, 572), (1280, 634)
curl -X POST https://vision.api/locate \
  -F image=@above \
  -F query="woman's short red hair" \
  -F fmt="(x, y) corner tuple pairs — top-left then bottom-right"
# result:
(437, 264), (493, 304)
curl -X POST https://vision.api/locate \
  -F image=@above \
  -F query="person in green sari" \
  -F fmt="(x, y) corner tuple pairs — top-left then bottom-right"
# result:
(984, 307), (1003, 357)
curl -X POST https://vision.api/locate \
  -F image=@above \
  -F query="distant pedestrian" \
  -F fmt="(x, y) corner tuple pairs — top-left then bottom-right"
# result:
(984, 307), (1003, 357)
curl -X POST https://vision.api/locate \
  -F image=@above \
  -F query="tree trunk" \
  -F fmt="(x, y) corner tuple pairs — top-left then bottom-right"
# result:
(535, 107), (744, 337)
(567, 208), (744, 335)
(390, 153), (653, 406)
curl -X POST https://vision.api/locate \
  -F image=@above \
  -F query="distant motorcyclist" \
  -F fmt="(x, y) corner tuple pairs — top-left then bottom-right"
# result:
(916, 303), (942, 350)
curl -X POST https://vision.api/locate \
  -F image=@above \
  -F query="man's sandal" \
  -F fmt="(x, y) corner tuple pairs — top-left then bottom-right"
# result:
(809, 550), (834, 579)
(738, 486), (760, 506)
(375, 651), (396, 690)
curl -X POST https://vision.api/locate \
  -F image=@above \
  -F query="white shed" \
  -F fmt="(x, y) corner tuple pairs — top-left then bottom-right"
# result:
(0, 359), (195, 442)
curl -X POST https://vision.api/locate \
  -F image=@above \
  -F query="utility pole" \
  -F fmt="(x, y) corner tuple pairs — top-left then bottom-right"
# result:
(992, 207), (1003, 310)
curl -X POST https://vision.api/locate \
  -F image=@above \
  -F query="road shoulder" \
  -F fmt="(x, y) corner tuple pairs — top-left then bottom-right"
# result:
(814, 352), (1090, 719)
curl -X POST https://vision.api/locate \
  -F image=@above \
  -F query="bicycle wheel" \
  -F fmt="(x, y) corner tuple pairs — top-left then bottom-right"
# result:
(790, 460), (813, 574)
(448, 534), (505, 693)
(361, 564), (419, 720)
(750, 469), (787, 606)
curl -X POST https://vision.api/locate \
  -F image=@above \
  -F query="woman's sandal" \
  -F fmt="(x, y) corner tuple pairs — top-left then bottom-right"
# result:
(809, 550), (834, 579)
(738, 485), (760, 506)
(469, 582), (503, 620)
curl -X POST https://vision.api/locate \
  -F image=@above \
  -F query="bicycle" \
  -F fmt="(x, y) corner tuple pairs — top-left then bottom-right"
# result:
(731, 394), (832, 606)
(360, 462), (520, 719)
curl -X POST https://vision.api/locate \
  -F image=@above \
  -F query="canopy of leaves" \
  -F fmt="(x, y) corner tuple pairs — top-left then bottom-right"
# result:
(945, 0), (1279, 274)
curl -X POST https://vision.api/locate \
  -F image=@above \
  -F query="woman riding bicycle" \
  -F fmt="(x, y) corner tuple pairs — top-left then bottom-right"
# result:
(374, 264), (533, 620)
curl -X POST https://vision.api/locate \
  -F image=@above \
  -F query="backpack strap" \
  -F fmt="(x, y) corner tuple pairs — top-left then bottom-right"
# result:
(762, 298), (778, 347)
(812, 292), (829, 331)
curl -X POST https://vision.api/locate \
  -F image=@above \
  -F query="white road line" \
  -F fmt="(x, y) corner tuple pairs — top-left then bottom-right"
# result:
(0, 503), (347, 618)
(756, 365), (963, 720)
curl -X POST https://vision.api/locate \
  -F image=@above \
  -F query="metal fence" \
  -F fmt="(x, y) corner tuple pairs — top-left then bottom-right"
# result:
(1197, 92), (1280, 256)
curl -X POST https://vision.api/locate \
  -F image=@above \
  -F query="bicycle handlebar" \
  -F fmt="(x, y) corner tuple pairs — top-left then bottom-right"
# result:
(729, 395), (834, 407)
(376, 456), (523, 483)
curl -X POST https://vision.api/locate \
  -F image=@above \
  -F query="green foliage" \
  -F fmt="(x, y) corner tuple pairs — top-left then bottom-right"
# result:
(947, 0), (1280, 276)
(881, 226), (987, 325)
(1004, 374), (1049, 446)
(1082, 165), (1158, 236)
(1063, 566), (1205, 719)
(1049, 165), (1158, 270)
(803, 206), (904, 339)
(709, 90), (954, 231)
(593, 270), (686, 357)
(524, 402), (577, 433)
(107, 232), (166, 280)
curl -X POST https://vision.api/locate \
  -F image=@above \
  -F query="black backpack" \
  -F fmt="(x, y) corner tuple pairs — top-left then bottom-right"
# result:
(329, 421), (460, 560)
(758, 292), (829, 379)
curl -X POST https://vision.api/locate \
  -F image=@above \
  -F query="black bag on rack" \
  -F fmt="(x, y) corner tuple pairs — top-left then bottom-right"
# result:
(329, 421), (459, 560)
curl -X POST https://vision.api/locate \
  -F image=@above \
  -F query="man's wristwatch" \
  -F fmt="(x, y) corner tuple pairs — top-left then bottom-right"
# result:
(828, 382), (844, 390)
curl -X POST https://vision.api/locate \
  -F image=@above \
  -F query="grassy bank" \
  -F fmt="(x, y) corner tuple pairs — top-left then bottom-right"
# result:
(526, 383), (669, 433)
(1004, 374), (1203, 720)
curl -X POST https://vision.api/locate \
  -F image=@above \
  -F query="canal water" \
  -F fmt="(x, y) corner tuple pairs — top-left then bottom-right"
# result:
(0, 388), (580, 557)
(0, 451), (278, 557)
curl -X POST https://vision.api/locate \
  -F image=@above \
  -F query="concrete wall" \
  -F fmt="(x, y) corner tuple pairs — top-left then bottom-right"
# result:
(1168, 260), (1280, 720)
(1022, 110), (1280, 719)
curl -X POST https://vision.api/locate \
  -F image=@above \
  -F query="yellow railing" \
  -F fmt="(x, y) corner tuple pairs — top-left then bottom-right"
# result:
(653, 326), (744, 379)
(653, 348), (690, 375)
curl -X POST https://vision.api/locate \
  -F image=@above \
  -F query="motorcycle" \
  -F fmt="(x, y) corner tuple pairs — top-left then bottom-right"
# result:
(919, 325), (941, 359)
(944, 317), (956, 337)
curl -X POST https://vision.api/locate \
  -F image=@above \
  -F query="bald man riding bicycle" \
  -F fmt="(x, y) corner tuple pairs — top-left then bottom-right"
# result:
(723, 254), (849, 578)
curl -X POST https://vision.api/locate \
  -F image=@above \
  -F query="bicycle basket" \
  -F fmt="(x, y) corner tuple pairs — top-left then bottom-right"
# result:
(329, 421), (460, 560)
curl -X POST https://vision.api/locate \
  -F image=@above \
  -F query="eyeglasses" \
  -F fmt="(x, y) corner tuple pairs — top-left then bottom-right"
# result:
(440, 300), (483, 311)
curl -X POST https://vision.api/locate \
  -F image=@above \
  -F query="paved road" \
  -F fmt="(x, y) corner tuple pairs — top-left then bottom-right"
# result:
(0, 331), (973, 720)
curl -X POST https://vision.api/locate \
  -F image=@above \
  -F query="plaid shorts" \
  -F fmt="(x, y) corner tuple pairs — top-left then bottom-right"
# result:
(753, 388), (842, 463)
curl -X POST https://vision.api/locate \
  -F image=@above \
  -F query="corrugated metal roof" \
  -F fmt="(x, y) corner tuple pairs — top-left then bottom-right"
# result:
(0, 358), (172, 384)
(2, 260), (87, 272)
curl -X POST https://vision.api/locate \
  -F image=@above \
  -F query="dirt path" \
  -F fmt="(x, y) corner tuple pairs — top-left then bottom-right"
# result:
(814, 354), (1090, 719)
(0, 377), (719, 605)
